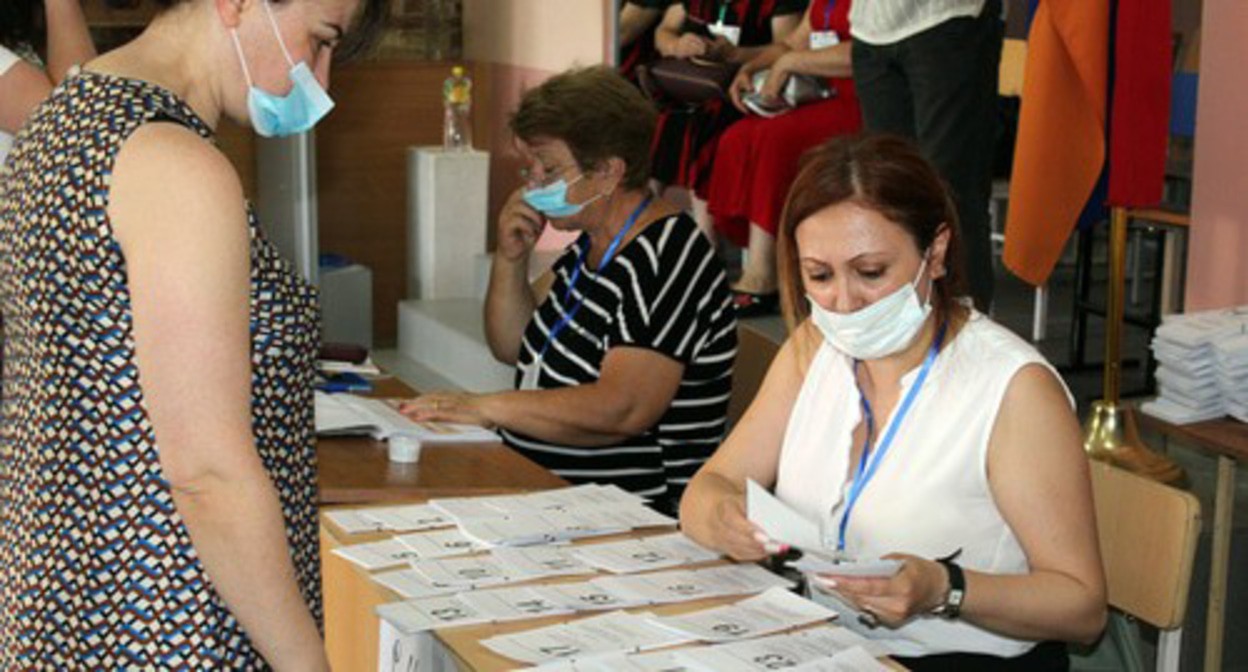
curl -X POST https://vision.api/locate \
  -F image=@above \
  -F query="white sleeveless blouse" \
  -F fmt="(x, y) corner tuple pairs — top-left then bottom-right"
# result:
(776, 312), (1071, 658)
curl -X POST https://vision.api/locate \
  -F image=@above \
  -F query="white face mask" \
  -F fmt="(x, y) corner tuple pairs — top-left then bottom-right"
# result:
(808, 258), (933, 360)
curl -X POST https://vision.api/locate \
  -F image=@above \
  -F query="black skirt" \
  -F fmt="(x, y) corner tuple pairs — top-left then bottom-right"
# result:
(894, 640), (1069, 672)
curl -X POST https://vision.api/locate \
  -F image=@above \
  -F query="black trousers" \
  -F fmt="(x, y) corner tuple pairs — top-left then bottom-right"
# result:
(852, 1), (1005, 312)
(896, 640), (1070, 672)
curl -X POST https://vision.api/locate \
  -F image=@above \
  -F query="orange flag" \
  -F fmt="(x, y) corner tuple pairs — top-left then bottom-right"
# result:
(1004, 0), (1110, 287)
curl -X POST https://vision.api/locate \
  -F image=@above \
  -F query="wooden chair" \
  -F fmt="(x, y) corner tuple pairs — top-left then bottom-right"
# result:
(1090, 460), (1201, 671)
(726, 324), (781, 429)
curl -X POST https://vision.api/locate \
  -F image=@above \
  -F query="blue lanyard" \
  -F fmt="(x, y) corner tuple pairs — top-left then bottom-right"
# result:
(836, 321), (948, 553)
(823, 0), (836, 31)
(537, 194), (653, 360)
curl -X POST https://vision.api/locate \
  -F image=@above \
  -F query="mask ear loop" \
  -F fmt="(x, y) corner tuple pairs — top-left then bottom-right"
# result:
(261, 0), (298, 68)
(229, 29), (257, 88)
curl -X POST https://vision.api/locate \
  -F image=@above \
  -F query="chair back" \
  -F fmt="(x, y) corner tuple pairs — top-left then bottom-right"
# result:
(727, 325), (781, 428)
(1091, 460), (1200, 630)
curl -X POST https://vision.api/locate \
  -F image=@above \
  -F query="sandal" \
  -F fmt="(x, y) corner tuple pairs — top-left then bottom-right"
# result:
(732, 290), (779, 318)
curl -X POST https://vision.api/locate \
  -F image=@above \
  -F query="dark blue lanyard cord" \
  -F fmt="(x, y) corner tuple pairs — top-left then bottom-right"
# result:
(836, 321), (948, 553)
(823, 0), (836, 31)
(537, 193), (654, 360)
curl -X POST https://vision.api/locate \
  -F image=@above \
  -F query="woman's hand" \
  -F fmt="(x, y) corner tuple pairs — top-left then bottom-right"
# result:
(496, 189), (545, 263)
(671, 32), (711, 59)
(757, 54), (794, 102)
(810, 553), (949, 628)
(709, 496), (782, 562)
(728, 68), (756, 113)
(399, 392), (494, 428)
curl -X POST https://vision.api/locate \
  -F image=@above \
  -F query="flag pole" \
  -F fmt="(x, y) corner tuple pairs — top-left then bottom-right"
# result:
(1083, 207), (1183, 483)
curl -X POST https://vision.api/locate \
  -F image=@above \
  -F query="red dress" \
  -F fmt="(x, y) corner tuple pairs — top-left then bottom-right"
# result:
(708, 0), (861, 246)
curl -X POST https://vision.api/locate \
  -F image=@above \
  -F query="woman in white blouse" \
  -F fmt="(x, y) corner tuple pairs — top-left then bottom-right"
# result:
(680, 134), (1106, 670)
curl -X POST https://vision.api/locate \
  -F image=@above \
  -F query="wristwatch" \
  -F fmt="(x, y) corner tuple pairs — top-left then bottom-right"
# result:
(931, 554), (965, 619)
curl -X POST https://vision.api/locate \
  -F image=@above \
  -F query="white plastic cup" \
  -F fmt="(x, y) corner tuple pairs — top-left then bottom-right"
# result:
(388, 436), (423, 463)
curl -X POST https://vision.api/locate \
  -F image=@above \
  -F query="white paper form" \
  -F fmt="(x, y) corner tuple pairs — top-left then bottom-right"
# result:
(482, 611), (695, 665)
(376, 595), (492, 633)
(533, 650), (690, 671)
(674, 625), (883, 672)
(746, 479), (824, 550)
(371, 568), (459, 600)
(593, 564), (793, 606)
(358, 504), (454, 533)
(574, 533), (720, 574)
(789, 553), (902, 578)
(652, 587), (836, 643)
(392, 528), (486, 560)
(408, 555), (515, 589)
(492, 546), (597, 580)
(428, 496), (517, 522)
(324, 509), (389, 535)
(529, 580), (648, 613)
(788, 647), (891, 671)
(331, 538), (425, 571)
(456, 586), (575, 622)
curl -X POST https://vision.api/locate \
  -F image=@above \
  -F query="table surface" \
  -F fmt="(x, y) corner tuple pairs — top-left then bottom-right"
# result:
(316, 377), (569, 504)
(1137, 410), (1248, 463)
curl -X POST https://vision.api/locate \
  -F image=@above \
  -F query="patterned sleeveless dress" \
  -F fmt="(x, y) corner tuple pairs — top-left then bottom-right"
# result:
(0, 71), (322, 668)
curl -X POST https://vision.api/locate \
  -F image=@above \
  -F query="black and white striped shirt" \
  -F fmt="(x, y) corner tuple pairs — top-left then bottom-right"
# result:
(503, 213), (737, 506)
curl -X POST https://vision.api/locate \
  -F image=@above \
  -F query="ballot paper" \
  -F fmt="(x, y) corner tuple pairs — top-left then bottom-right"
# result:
(746, 479), (902, 578)
(428, 495), (518, 522)
(673, 625), (884, 672)
(491, 546), (597, 580)
(391, 528), (486, 560)
(573, 533), (721, 574)
(332, 538), (426, 571)
(372, 568), (459, 599)
(593, 563), (794, 606)
(314, 392), (500, 443)
(528, 580), (648, 612)
(788, 647), (891, 671)
(481, 611), (696, 665)
(532, 650), (689, 671)
(407, 555), (515, 589)
(358, 504), (454, 533)
(376, 586), (574, 635)
(324, 509), (390, 535)
(746, 479), (824, 550)
(651, 588), (837, 643)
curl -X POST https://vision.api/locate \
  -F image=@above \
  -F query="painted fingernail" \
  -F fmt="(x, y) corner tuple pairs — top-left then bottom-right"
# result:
(752, 532), (771, 546)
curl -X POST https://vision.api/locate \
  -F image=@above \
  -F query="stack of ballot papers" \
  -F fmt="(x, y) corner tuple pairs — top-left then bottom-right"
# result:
(1143, 307), (1248, 424)
(479, 590), (847, 668)
(745, 480), (902, 578)
(533, 625), (888, 671)
(314, 391), (500, 443)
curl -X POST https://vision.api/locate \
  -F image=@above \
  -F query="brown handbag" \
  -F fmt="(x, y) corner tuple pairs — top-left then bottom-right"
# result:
(638, 57), (741, 107)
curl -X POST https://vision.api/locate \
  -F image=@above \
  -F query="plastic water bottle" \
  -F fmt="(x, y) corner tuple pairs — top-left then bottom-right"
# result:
(443, 65), (473, 151)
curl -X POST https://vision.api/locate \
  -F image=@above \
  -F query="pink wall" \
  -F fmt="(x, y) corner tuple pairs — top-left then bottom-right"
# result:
(462, 0), (615, 250)
(1185, 0), (1248, 310)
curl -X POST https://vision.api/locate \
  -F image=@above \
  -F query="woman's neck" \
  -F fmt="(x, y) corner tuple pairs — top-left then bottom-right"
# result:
(87, 6), (226, 130)
(857, 315), (941, 393)
(583, 189), (650, 264)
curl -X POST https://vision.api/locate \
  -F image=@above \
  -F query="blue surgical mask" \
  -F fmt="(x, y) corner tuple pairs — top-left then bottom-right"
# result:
(522, 173), (604, 219)
(230, 1), (335, 138)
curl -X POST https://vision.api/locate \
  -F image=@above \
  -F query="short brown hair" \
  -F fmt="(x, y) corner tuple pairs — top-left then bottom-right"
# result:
(510, 66), (657, 190)
(151, 0), (386, 62)
(777, 134), (969, 332)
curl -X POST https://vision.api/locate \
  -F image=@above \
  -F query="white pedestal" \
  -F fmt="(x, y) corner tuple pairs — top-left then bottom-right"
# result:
(407, 147), (490, 299)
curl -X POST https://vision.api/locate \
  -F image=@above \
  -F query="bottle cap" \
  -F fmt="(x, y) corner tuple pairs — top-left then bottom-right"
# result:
(388, 436), (423, 463)
(452, 65), (465, 77)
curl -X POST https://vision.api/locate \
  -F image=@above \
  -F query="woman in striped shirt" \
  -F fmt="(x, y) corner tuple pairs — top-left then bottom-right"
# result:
(403, 66), (738, 514)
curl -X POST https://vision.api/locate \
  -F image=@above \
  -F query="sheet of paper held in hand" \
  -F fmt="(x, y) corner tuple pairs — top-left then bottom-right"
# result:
(745, 479), (902, 578)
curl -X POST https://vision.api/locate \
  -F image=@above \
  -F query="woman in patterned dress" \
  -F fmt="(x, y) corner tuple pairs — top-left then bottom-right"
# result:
(0, 0), (381, 667)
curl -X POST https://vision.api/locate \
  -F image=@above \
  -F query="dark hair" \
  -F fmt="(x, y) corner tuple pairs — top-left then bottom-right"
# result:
(777, 133), (969, 332)
(509, 65), (657, 191)
(150, 0), (387, 62)
(0, 0), (45, 52)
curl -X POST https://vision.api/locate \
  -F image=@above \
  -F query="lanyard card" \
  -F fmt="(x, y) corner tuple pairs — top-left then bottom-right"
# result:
(708, 21), (742, 46)
(810, 30), (840, 50)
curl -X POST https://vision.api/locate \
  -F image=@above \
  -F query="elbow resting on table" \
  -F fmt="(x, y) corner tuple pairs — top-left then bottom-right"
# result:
(1071, 599), (1110, 646)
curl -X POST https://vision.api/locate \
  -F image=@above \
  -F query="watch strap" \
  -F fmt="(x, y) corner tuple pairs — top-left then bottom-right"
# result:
(932, 553), (966, 619)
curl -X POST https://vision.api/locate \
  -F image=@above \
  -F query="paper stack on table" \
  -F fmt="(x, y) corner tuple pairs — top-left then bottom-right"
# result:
(314, 391), (500, 444)
(1142, 307), (1248, 424)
